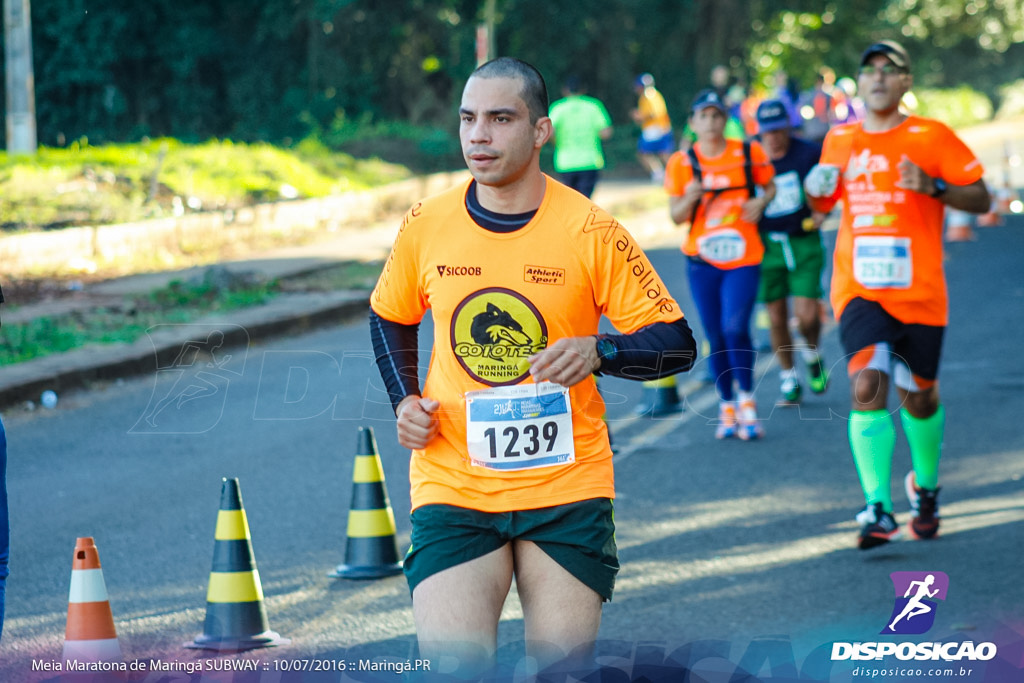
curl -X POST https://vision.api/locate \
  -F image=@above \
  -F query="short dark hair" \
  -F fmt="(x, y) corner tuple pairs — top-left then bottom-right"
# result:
(471, 57), (549, 123)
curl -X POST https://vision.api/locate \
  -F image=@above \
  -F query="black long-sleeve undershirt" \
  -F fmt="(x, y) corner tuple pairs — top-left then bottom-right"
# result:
(369, 308), (697, 414)
(368, 309), (423, 414)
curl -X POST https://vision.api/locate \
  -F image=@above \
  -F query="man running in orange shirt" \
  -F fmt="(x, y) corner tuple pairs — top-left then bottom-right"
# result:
(370, 57), (696, 675)
(804, 41), (990, 550)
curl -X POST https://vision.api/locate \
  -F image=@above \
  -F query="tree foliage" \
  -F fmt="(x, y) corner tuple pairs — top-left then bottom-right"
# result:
(2, 0), (1022, 149)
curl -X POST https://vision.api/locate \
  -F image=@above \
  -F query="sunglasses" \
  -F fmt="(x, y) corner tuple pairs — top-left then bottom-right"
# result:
(858, 64), (907, 77)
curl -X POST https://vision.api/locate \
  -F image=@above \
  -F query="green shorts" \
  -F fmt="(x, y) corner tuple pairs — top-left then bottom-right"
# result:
(757, 231), (825, 303)
(404, 498), (619, 601)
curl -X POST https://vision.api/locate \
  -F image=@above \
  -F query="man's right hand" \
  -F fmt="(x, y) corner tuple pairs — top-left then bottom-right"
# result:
(804, 164), (841, 198)
(396, 395), (440, 450)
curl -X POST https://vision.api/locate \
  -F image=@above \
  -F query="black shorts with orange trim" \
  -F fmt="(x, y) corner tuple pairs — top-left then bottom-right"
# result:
(403, 498), (618, 601)
(839, 297), (945, 382)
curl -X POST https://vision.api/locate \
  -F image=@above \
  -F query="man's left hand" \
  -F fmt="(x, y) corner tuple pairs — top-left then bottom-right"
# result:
(528, 337), (600, 387)
(896, 154), (933, 195)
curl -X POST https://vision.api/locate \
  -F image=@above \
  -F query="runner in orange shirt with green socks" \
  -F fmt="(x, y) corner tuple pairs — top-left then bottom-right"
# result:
(804, 41), (990, 549)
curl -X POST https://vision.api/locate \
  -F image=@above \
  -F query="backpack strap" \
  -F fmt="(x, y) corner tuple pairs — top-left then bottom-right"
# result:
(742, 139), (755, 197)
(687, 141), (755, 224)
(686, 145), (702, 182)
(686, 146), (702, 224)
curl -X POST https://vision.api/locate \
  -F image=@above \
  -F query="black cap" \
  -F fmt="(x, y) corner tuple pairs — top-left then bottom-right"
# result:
(755, 99), (791, 132)
(860, 40), (911, 70)
(691, 88), (728, 114)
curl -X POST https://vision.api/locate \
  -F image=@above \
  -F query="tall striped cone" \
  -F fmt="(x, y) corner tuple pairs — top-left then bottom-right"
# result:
(187, 477), (288, 651)
(63, 537), (122, 664)
(699, 338), (715, 384)
(753, 303), (772, 352)
(329, 427), (403, 579)
(633, 376), (683, 417)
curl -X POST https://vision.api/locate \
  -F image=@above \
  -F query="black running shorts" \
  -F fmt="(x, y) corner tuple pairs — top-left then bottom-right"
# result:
(839, 297), (945, 382)
(403, 498), (619, 601)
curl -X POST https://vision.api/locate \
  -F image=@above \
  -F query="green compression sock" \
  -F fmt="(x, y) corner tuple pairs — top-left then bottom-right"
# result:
(848, 410), (896, 511)
(900, 405), (945, 491)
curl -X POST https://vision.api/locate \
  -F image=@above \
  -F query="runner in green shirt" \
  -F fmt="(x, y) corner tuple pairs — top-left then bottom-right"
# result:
(548, 76), (613, 198)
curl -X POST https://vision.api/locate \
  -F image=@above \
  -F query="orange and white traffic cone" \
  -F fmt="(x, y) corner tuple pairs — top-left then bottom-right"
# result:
(977, 184), (1003, 227)
(944, 208), (976, 242)
(63, 537), (122, 664)
(994, 184), (1021, 216)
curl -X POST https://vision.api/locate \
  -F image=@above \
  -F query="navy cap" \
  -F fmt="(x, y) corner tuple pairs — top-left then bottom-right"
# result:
(755, 98), (791, 132)
(691, 88), (727, 114)
(860, 40), (911, 70)
(635, 72), (655, 88)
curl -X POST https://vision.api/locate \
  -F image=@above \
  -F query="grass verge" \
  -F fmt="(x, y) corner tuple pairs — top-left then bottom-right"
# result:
(0, 261), (382, 366)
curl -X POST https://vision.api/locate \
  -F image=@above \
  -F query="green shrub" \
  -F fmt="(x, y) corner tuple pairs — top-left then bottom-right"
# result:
(913, 86), (993, 129)
(996, 79), (1024, 119)
(0, 137), (412, 231)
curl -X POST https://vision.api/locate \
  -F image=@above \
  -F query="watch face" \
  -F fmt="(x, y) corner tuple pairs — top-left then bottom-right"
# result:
(598, 338), (617, 360)
(933, 178), (947, 196)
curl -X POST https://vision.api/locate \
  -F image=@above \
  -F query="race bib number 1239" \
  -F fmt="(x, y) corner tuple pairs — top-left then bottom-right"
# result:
(465, 383), (575, 471)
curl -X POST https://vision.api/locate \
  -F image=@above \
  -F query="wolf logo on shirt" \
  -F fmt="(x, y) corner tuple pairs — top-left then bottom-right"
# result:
(471, 303), (533, 347)
(452, 288), (547, 386)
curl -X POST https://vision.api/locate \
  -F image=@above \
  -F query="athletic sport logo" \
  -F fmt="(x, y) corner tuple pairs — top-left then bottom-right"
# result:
(882, 571), (949, 635)
(451, 288), (547, 386)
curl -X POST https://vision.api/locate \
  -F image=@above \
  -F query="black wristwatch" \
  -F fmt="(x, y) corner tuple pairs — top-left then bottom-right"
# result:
(930, 177), (948, 198)
(595, 335), (618, 367)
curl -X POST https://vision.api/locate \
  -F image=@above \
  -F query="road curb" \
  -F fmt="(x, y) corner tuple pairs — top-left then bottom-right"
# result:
(0, 291), (371, 411)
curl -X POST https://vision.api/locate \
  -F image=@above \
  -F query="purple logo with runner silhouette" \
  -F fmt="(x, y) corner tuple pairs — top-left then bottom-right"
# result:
(882, 571), (949, 635)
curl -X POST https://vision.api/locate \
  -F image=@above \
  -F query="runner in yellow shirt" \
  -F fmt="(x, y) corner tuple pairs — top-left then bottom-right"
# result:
(370, 57), (696, 675)
(804, 40), (990, 550)
(630, 73), (675, 181)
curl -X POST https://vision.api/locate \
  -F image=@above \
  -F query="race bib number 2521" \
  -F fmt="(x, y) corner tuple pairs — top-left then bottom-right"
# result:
(853, 236), (912, 289)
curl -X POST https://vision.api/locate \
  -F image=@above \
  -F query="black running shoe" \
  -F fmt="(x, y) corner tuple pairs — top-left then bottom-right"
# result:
(808, 357), (829, 394)
(856, 502), (900, 550)
(905, 471), (941, 540)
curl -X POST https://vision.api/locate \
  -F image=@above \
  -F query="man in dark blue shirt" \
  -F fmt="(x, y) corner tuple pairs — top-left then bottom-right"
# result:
(0, 283), (8, 640)
(756, 99), (830, 405)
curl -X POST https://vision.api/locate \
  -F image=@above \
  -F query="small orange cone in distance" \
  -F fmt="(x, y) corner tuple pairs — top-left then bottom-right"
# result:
(944, 208), (976, 242)
(63, 537), (122, 664)
(329, 427), (403, 579)
(187, 477), (288, 651)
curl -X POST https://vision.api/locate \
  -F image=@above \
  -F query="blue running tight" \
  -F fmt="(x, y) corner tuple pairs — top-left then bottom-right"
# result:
(687, 259), (760, 401)
(0, 416), (8, 641)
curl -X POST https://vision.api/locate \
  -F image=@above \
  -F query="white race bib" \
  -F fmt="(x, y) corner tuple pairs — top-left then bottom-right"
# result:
(465, 383), (575, 471)
(764, 170), (803, 218)
(697, 228), (746, 264)
(853, 236), (912, 289)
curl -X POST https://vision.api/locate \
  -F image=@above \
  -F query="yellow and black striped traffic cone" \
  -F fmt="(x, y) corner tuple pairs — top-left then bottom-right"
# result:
(633, 377), (683, 417)
(329, 426), (403, 580)
(753, 303), (772, 352)
(187, 477), (288, 651)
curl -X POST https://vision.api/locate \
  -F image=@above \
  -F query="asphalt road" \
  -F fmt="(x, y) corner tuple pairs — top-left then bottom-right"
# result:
(1, 217), (1022, 682)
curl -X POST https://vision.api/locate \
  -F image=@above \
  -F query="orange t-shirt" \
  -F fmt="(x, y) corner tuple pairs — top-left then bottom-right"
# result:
(371, 176), (684, 512)
(664, 139), (774, 269)
(821, 117), (985, 325)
